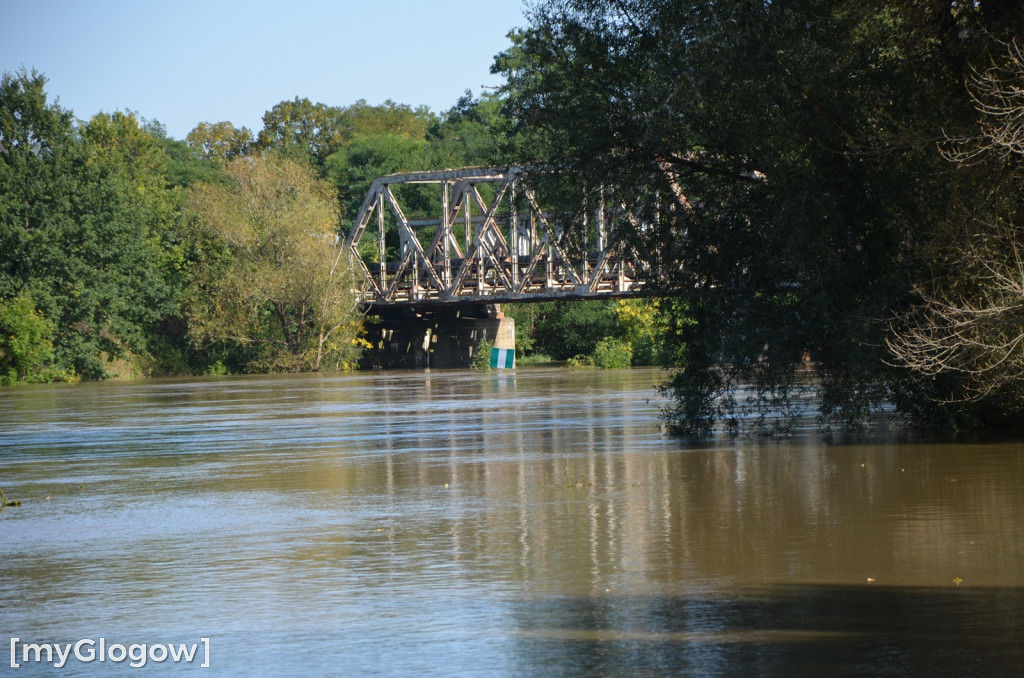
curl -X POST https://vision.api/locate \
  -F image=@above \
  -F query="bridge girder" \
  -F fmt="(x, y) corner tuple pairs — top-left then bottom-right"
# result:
(346, 166), (646, 308)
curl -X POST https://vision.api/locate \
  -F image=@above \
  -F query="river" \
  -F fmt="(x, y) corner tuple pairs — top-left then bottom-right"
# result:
(1, 368), (1023, 676)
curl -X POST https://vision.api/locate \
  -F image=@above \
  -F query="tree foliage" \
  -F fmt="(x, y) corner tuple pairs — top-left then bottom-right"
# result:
(886, 40), (1024, 424)
(185, 153), (365, 373)
(0, 292), (62, 384)
(614, 298), (675, 366)
(343, 99), (434, 140)
(498, 0), (1024, 433)
(253, 97), (436, 170)
(324, 132), (430, 220)
(510, 300), (618, 360)
(427, 90), (510, 168)
(256, 97), (347, 166)
(0, 70), (181, 379)
(591, 336), (632, 369)
(187, 121), (254, 162)
(0, 66), (514, 383)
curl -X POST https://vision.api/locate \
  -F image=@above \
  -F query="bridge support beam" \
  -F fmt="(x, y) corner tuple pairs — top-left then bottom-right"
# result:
(362, 304), (515, 369)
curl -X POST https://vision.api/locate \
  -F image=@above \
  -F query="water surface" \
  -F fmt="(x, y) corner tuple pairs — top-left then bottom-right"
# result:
(1, 368), (1023, 675)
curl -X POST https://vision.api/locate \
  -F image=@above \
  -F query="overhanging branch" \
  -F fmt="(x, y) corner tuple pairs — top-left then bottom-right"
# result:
(659, 153), (766, 184)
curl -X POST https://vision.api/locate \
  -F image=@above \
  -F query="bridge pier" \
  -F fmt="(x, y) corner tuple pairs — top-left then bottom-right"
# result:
(362, 304), (515, 369)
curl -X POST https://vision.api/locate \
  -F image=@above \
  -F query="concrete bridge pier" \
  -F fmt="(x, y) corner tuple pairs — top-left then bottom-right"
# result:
(362, 304), (515, 369)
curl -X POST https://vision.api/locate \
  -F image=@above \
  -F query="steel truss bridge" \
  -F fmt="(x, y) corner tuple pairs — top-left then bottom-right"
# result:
(346, 166), (647, 308)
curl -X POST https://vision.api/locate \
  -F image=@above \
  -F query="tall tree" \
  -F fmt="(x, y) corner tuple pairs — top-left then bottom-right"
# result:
(0, 70), (180, 378)
(886, 40), (1024, 426)
(497, 1), (1024, 433)
(185, 153), (365, 372)
(324, 133), (430, 220)
(187, 121), (254, 162)
(321, 100), (439, 222)
(256, 97), (347, 167)
(427, 90), (511, 168)
(342, 99), (434, 139)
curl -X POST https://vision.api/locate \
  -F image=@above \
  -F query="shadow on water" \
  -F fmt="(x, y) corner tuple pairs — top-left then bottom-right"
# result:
(506, 585), (1024, 677)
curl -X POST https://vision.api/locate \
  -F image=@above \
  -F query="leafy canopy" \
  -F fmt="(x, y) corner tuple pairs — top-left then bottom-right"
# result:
(499, 0), (1024, 433)
(0, 69), (181, 378)
(185, 153), (365, 373)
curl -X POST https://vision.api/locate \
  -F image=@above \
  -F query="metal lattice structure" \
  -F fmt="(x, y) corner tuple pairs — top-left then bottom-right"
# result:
(346, 166), (644, 307)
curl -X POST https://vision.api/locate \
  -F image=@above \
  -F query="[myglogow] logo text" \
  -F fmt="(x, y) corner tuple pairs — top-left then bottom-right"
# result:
(9, 637), (210, 669)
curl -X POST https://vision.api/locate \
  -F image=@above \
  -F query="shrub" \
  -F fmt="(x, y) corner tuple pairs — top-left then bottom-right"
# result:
(0, 293), (62, 385)
(592, 337), (633, 369)
(472, 340), (494, 371)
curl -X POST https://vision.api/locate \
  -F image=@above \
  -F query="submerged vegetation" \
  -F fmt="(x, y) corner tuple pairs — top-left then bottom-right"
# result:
(544, 458), (592, 490)
(4, 1), (1024, 436)
(0, 488), (21, 507)
(472, 340), (494, 372)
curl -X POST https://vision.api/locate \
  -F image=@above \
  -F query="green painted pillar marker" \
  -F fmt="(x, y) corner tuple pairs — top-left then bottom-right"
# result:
(490, 347), (515, 369)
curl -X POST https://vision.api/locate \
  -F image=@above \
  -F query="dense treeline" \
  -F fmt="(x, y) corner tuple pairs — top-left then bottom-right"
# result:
(0, 66), (642, 386)
(497, 0), (1024, 433)
(4, 0), (1024, 437)
(0, 71), (511, 382)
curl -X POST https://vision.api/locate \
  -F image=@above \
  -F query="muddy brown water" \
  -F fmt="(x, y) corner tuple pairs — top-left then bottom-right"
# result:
(2, 368), (1022, 676)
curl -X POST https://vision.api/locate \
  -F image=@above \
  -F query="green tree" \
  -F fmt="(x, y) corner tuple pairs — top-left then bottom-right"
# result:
(499, 1), (1023, 433)
(614, 298), (674, 366)
(0, 70), (181, 379)
(0, 292), (61, 384)
(256, 97), (346, 167)
(532, 300), (618, 360)
(185, 153), (365, 372)
(255, 96), (434, 170)
(591, 336), (632, 369)
(150, 126), (222, 189)
(187, 121), (254, 162)
(322, 99), (443, 221)
(342, 99), (434, 140)
(427, 91), (510, 168)
(324, 132), (430, 221)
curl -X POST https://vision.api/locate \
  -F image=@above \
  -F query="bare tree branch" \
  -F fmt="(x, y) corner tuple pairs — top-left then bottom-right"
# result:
(888, 41), (1024, 400)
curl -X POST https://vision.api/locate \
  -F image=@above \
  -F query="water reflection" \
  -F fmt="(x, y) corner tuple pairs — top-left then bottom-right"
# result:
(1, 368), (1022, 676)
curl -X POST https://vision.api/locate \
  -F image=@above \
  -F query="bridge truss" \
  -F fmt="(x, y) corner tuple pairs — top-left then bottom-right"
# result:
(346, 167), (646, 307)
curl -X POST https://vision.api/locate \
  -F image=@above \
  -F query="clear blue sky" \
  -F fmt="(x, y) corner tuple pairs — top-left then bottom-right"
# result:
(2, 0), (527, 140)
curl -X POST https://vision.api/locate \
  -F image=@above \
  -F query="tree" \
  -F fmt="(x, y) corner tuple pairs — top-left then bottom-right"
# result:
(886, 41), (1024, 424)
(0, 70), (181, 378)
(186, 121), (254, 162)
(614, 298), (674, 366)
(427, 91), (510, 168)
(324, 132), (430, 220)
(185, 153), (365, 372)
(342, 99), (434, 140)
(0, 292), (62, 384)
(498, 1), (1024, 433)
(530, 300), (618, 360)
(146, 124), (222, 189)
(321, 99), (446, 220)
(256, 97), (349, 167)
